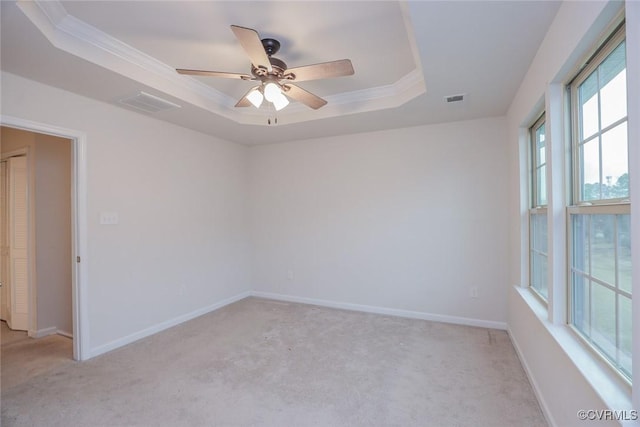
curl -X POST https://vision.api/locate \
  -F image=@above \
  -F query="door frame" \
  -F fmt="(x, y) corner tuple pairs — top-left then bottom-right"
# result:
(0, 115), (89, 361)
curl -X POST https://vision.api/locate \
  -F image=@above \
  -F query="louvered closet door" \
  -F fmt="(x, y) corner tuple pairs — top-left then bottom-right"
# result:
(8, 156), (29, 331)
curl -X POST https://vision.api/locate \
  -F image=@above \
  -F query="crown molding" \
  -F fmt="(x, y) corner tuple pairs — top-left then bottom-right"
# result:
(18, 1), (236, 110)
(17, 0), (426, 127)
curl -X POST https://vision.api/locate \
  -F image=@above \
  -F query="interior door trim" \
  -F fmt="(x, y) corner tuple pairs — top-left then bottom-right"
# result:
(0, 115), (89, 361)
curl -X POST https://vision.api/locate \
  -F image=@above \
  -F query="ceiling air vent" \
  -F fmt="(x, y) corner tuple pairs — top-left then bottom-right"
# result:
(118, 91), (181, 113)
(445, 94), (465, 103)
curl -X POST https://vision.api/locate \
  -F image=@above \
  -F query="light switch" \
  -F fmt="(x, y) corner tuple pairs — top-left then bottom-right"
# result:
(99, 211), (119, 225)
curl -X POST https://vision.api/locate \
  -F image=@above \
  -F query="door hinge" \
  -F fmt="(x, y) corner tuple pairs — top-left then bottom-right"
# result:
(76, 256), (81, 263)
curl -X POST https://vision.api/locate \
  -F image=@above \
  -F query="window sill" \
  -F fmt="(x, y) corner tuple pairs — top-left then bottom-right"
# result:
(514, 286), (633, 415)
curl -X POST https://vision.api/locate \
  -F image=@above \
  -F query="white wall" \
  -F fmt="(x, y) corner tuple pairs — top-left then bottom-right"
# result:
(1, 72), (251, 356)
(249, 117), (510, 326)
(507, 0), (639, 425)
(34, 132), (72, 336)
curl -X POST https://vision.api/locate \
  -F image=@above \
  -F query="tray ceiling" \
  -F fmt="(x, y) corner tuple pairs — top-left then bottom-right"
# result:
(1, 1), (561, 145)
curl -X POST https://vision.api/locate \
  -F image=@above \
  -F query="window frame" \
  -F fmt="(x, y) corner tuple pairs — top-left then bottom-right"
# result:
(567, 23), (632, 383)
(529, 113), (549, 301)
(569, 27), (629, 206)
(567, 204), (632, 380)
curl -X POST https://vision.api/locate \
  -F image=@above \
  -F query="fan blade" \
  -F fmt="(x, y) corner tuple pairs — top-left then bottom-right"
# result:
(283, 84), (327, 110)
(176, 69), (252, 80)
(285, 59), (354, 82)
(230, 25), (272, 72)
(235, 86), (260, 107)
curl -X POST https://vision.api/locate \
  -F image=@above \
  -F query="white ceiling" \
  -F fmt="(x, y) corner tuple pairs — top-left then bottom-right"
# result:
(1, 0), (561, 145)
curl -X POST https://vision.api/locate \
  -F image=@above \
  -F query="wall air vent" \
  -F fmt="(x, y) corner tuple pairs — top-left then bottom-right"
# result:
(118, 91), (181, 113)
(444, 94), (465, 103)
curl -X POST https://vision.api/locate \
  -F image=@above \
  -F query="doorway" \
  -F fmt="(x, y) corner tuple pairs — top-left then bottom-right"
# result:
(0, 117), (88, 361)
(1, 127), (73, 351)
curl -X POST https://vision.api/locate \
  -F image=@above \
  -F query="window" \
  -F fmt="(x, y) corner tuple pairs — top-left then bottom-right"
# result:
(530, 115), (548, 300)
(575, 37), (628, 202)
(568, 25), (631, 381)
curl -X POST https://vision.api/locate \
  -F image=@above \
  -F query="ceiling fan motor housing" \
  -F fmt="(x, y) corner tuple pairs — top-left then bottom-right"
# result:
(269, 57), (287, 72)
(252, 57), (288, 78)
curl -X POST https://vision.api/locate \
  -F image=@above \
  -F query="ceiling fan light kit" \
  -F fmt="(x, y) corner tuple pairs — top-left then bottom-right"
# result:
(271, 92), (290, 111)
(176, 25), (354, 114)
(263, 82), (281, 102)
(246, 88), (264, 108)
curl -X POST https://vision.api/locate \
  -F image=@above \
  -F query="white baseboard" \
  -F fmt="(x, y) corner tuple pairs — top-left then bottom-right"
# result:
(33, 326), (57, 338)
(33, 327), (73, 339)
(88, 290), (507, 360)
(508, 326), (557, 427)
(250, 291), (508, 330)
(57, 329), (73, 338)
(89, 291), (251, 358)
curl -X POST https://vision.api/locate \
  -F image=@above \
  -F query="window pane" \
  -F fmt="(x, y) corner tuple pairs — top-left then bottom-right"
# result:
(619, 295), (633, 377)
(531, 214), (538, 250)
(536, 123), (546, 167)
(590, 215), (615, 286)
(530, 212), (547, 300)
(599, 41), (626, 129)
(531, 251), (540, 289)
(537, 165), (547, 206)
(532, 118), (547, 207)
(581, 139), (600, 201)
(530, 250), (537, 286)
(538, 214), (547, 253)
(572, 215), (590, 274)
(591, 283), (616, 356)
(618, 214), (632, 294)
(601, 70), (627, 129)
(580, 72), (599, 140)
(572, 273), (590, 334)
(531, 252), (548, 299)
(538, 145), (546, 167)
(599, 41), (626, 86)
(531, 213), (547, 252)
(601, 122), (628, 199)
(538, 255), (548, 299)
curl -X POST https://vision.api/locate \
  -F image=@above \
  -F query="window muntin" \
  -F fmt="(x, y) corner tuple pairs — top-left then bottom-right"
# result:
(569, 25), (631, 382)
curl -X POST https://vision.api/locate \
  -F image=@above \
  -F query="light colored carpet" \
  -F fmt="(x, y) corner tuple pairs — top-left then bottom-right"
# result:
(1, 321), (74, 390)
(1, 298), (547, 427)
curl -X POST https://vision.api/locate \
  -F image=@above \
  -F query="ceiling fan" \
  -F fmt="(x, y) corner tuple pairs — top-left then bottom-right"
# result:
(176, 25), (355, 111)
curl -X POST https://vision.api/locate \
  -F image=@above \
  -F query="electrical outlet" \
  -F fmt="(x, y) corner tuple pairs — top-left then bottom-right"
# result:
(469, 286), (479, 298)
(287, 270), (294, 280)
